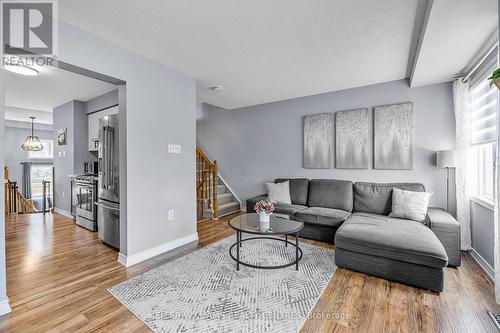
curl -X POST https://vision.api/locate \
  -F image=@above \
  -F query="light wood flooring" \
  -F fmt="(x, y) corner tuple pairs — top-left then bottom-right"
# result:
(0, 212), (498, 332)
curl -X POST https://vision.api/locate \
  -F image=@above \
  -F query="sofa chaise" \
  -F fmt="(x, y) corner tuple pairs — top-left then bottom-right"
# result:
(246, 178), (461, 293)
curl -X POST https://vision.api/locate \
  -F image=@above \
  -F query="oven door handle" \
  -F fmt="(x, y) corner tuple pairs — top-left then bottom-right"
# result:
(75, 183), (94, 189)
(94, 201), (120, 211)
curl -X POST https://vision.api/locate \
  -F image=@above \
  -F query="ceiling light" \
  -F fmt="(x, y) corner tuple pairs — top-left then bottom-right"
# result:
(4, 64), (39, 76)
(22, 117), (44, 151)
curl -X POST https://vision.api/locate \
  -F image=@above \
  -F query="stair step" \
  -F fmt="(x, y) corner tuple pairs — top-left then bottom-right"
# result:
(218, 193), (233, 205)
(217, 184), (226, 194)
(205, 201), (240, 217)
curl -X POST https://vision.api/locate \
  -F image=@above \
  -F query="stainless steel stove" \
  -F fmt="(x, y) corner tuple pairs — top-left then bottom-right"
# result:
(75, 174), (98, 231)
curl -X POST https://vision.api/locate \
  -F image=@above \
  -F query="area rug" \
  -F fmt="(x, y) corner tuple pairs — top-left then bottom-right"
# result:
(109, 236), (336, 333)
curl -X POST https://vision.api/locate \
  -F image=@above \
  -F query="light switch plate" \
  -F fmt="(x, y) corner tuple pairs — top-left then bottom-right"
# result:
(168, 144), (182, 154)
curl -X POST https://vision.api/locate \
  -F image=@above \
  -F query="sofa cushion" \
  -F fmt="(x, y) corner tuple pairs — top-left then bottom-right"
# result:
(295, 207), (351, 228)
(266, 181), (291, 204)
(307, 179), (353, 212)
(389, 188), (432, 222)
(275, 178), (310, 206)
(353, 182), (425, 215)
(335, 212), (448, 268)
(272, 203), (308, 216)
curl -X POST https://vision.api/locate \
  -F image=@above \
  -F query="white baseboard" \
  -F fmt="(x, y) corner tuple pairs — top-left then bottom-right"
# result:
(117, 252), (127, 267)
(469, 248), (494, 282)
(0, 299), (11, 317)
(117, 233), (199, 267)
(53, 208), (74, 219)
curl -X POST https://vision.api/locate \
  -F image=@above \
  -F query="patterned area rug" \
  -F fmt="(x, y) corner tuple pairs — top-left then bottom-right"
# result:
(109, 236), (336, 333)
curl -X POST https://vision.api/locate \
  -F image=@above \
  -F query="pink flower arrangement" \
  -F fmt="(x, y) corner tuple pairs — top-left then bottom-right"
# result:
(254, 198), (274, 215)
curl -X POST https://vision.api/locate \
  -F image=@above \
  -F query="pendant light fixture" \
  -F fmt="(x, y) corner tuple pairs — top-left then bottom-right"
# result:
(22, 117), (44, 151)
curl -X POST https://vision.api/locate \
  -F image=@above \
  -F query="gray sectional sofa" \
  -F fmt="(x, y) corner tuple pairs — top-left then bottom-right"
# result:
(246, 178), (461, 293)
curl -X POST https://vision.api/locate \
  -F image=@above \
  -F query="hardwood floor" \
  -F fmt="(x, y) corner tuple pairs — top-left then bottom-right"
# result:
(0, 212), (499, 332)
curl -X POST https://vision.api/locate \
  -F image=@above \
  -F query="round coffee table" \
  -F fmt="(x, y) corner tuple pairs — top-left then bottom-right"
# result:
(228, 213), (304, 271)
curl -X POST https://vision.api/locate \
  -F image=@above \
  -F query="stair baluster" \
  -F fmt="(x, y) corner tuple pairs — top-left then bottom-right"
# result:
(196, 146), (219, 220)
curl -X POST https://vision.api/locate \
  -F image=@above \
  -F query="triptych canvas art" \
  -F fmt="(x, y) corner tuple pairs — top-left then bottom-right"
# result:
(303, 102), (413, 170)
(303, 113), (333, 169)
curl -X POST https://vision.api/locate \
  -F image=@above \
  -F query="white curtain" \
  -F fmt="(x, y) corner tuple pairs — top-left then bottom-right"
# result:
(495, 84), (500, 304)
(453, 78), (472, 251)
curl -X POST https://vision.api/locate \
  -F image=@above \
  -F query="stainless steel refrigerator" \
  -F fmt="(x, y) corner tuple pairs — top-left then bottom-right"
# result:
(95, 114), (120, 249)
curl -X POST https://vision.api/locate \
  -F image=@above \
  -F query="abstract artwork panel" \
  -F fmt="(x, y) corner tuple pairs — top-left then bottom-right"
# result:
(304, 113), (332, 168)
(374, 102), (413, 169)
(335, 108), (369, 169)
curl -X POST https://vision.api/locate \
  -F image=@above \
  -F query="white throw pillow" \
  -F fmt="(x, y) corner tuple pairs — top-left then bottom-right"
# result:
(266, 181), (292, 205)
(389, 188), (433, 222)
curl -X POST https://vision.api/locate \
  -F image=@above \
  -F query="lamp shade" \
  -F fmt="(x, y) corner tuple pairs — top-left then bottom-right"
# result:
(436, 150), (456, 168)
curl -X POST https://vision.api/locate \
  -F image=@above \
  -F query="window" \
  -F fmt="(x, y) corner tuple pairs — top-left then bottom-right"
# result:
(469, 58), (498, 206)
(470, 142), (495, 203)
(31, 164), (53, 198)
(27, 139), (53, 159)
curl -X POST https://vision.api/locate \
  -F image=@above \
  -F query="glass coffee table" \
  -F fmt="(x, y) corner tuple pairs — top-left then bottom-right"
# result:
(228, 213), (304, 271)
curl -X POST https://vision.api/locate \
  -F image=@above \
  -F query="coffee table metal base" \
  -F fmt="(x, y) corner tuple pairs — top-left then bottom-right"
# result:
(229, 232), (303, 271)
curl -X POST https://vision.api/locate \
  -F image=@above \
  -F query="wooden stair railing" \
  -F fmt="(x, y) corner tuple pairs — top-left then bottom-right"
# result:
(196, 146), (219, 220)
(4, 166), (35, 214)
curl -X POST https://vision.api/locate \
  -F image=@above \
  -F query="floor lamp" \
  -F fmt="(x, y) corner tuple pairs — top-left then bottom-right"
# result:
(436, 150), (456, 213)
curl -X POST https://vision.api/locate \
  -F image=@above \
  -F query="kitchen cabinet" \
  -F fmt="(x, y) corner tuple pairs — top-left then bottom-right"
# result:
(88, 106), (119, 151)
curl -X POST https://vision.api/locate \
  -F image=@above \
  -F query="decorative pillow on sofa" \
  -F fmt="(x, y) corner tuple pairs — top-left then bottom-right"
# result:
(266, 181), (291, 204)
(389, 188), (433, 222)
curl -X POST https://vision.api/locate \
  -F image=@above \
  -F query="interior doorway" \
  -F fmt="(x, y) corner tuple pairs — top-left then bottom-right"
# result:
(3, 58), (127, 309)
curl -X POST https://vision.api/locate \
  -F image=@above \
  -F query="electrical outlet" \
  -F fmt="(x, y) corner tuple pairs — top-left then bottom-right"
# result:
(168, 210), (175, 220)
(168, 144), (182, 154)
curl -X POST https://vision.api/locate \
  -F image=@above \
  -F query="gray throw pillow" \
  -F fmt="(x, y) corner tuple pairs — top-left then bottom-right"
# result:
(266, 181), (291, 204)
(389, 188), (433, 222)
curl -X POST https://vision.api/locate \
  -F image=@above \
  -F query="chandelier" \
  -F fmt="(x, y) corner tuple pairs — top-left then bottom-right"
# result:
(21, 117), (44, 151)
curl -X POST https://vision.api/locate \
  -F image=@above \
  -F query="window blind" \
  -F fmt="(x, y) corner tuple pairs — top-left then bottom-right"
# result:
(469, 57), (498, 145)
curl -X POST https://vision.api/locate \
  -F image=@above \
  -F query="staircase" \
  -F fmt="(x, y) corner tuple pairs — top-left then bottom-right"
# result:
(4, 166), (35, 214)
(203, 183), (240, 219)
(196, 146), (240, 220)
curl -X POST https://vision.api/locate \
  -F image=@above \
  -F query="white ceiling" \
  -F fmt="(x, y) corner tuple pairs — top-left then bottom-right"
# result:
(59, 0), (423, 109)
(411, 0), (498, 87)
(5, 65), (116, 113)
(5, 106), (53, 125)
(57, 0), (498, 110)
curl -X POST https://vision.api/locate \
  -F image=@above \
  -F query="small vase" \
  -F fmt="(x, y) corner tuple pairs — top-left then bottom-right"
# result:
(259, 213), (271, 231)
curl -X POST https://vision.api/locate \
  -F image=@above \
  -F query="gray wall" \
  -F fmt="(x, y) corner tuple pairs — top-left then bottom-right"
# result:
(53, 101), (76, 213)
(53, 100), (97, 213)
(58, 21), (197, 258)
(86, 89), (118, 114)
(470, 201), (494, 267)
(4, 123), (53, 185)
(197, 79), (456, 210)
